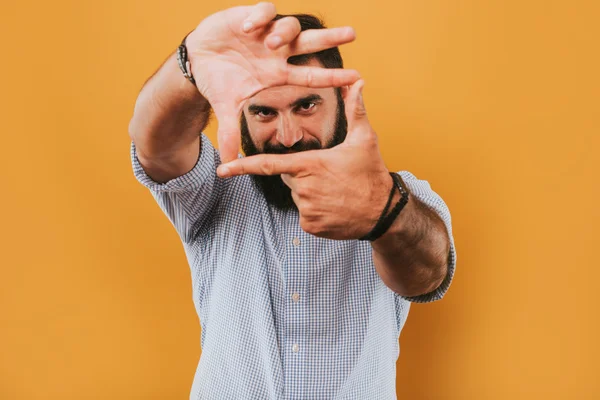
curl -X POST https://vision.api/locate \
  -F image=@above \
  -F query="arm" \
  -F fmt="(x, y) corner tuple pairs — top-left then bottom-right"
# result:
(129, 3), (358, 179)
(128, 51), (211, 183)
(371, 174), (451, 298)
(128, 4), (359, 244)
(216, 80), (457, 301)
(127, 48), (217, 246)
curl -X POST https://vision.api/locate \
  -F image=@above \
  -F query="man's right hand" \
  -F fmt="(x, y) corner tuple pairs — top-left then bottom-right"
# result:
(185, 2), (360, 164)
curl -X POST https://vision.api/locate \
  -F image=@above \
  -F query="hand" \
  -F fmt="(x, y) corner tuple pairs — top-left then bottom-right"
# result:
(216, 79), (393, 240)
(185, 2), (360, 163)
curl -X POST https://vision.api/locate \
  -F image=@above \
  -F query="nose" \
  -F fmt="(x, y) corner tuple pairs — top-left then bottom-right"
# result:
(276, 116), (303, 148)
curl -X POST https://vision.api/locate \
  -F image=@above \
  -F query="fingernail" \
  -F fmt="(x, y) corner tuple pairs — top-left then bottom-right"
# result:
(243, 21), (253, 32)
(347, 27), (356, 39)
(218, 165), (229, 177)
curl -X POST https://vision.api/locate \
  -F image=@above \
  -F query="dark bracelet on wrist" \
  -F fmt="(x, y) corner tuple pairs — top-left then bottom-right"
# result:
(359, 172), (410, 242)
(376, 173), (397, 226)
(176, 31), (196, 85)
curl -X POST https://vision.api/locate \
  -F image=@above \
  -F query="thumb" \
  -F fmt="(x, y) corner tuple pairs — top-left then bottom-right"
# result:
(214, 106), (242, 165)
(344, 79), (371, 141)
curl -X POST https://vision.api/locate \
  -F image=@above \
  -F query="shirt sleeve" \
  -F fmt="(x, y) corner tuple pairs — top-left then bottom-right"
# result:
(130, 134), (225, 244)
(394, 170), (457, 303)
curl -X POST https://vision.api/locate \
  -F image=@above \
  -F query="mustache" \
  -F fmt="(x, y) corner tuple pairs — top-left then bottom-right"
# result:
(263, 139), (322, 154)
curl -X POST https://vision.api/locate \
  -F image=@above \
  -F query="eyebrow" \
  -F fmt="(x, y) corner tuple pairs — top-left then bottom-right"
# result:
(248, 94), (324, 114)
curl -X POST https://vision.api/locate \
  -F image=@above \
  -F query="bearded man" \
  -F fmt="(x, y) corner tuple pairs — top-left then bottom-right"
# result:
(128, 3), (456, 399)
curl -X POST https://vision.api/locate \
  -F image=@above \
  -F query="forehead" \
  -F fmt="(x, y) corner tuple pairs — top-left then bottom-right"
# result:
(245, 59), (337, 109)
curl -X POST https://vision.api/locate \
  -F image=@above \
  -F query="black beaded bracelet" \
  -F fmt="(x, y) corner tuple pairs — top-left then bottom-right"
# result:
(379, 174), (397, 221)
(176, 31), (196, 85)
(359, 172), (410, 242)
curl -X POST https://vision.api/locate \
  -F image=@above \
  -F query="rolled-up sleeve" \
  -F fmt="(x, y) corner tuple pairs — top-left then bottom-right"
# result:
(130, 134), (224, 244)
(395, 171), (457, 303)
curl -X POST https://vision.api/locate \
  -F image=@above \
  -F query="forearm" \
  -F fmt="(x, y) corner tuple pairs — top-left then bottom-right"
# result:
(371, 182), (450, 297)
(128, 51), (211, 160)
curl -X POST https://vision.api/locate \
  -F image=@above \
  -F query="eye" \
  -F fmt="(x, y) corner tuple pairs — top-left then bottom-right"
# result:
(297, 102), (316, 114)
(260, 110), (274, 117)
(255, 108), (276, 120)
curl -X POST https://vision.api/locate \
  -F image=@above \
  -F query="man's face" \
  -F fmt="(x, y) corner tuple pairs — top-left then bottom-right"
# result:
(240, 60), (348, 210)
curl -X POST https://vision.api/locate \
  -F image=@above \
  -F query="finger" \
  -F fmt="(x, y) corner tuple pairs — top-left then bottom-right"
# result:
(340, 84), (350, 100)
(265, 16), (301, 50)
(289, 26), (356, 56)
(348, 79), (367, 120)
(344, 79), (373, 142)
(286, 66), (360, 88)
(215, 108), (242, 165)
(290, 189), (301, 208)
(280, 173), (296, 190)
(217, 152), (308, 178)
(242, 2), (277, 33)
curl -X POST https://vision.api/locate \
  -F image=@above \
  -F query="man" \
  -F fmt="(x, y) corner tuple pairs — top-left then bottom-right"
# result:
(128, 3), (456, 399)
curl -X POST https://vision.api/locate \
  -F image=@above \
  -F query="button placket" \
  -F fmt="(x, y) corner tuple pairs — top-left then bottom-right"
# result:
(284, 215), (308, 393)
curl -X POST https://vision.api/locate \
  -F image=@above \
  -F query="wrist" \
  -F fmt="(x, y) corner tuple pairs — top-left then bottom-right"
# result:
(360, 172), (395, 237)
(360, 172), (410, 242)
(174, 31), (212, 107)
(372, 176), (412, 244)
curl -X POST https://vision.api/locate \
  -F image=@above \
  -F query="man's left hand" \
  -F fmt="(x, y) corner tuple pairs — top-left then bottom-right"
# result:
(216, 79), (393, 240)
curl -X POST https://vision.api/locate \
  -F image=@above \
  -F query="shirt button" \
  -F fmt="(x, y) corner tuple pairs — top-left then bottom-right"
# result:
(292, 343), (299, 353)
(292, 237), (300, 246)
(292, 292), (300, 302)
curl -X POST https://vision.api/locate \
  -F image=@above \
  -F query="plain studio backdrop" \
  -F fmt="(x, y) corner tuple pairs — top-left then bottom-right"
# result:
(1, 0), (598, 398)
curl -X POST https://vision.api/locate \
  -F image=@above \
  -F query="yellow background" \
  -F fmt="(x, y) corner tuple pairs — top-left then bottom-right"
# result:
(1, 0), (598, 398)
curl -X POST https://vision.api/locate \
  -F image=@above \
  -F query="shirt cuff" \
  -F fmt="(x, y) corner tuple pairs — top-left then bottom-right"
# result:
(130, 134), (217, 193)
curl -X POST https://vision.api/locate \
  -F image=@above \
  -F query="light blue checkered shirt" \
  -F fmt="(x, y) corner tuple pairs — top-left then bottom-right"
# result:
(130, 134), (456, 400)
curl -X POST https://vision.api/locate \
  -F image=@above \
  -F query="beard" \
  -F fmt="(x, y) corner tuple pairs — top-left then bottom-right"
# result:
(240, 90), (348, 211)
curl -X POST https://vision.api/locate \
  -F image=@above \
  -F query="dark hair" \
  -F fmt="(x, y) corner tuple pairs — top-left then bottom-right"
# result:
(272, 14), (344, 69)
(240, 15), (348, 211)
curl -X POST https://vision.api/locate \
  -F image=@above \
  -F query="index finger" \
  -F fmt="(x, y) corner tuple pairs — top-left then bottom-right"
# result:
(288, 26), (356, 56)
(286, 65), (360, 88)
(216, 152), (310, 178)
